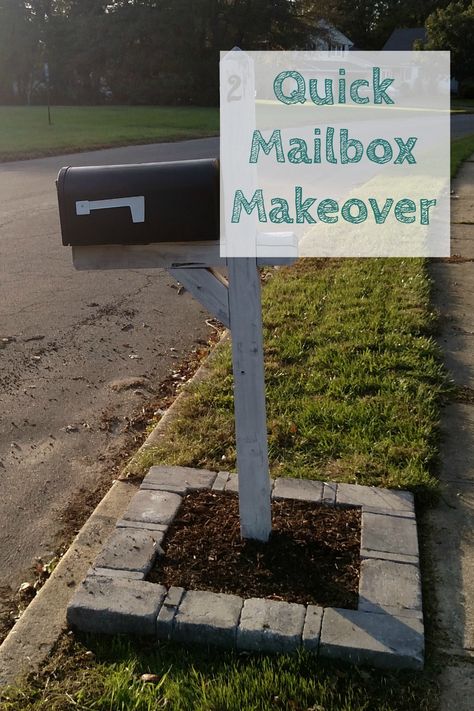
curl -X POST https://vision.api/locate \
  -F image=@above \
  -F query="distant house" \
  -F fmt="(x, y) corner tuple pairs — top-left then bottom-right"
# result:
(383, 27), (458, 93)
(382, 28), (427, 51)
(309, 20), (354, 55)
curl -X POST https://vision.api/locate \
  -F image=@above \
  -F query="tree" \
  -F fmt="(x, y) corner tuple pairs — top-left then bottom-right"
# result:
(421, 1), (474, 81)
(0, 1), (39, 103)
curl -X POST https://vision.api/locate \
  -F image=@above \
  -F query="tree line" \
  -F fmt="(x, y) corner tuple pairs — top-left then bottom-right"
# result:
(0, 0), (471, 106)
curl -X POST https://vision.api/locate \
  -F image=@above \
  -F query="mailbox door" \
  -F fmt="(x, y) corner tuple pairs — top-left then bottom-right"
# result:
(57, 158), (219, 246)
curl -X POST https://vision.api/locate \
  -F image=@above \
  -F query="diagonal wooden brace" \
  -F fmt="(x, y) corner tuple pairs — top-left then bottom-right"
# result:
(167, 266), (230, 328)
(167, 259), (272, 542)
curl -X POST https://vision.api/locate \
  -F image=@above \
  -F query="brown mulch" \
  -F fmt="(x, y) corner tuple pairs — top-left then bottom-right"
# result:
(148, 490), (361, 608)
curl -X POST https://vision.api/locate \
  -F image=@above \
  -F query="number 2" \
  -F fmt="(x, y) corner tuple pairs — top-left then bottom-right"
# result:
(227, 74), (242, 102)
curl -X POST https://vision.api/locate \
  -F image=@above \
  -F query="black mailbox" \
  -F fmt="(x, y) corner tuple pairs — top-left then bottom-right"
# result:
(57, 158), (219, 246)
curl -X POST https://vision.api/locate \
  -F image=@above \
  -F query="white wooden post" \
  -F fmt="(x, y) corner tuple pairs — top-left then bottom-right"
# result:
(228, 257), (272, 542)
(221, 48), (272, 541)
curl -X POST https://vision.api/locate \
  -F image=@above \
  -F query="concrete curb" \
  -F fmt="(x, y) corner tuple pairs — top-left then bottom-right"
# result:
(0, 335), (223, 687)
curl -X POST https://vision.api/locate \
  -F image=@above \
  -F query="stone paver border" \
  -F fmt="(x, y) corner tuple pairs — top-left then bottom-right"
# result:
(67, 466), (424, 670)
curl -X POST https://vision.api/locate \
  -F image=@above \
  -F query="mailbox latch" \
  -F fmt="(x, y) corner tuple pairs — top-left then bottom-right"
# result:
(75, 196), (145, 223)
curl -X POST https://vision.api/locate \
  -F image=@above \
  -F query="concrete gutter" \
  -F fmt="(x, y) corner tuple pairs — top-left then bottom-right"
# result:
(0, 338), (222, 687)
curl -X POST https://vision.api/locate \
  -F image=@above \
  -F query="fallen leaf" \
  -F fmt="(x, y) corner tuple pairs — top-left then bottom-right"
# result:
(140, 674), (161, 683)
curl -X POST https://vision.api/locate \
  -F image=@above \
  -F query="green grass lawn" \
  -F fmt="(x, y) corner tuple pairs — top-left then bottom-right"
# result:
(0, 105), (219, 161)
(451, 98), (474, 113)
(1, 635), (438, 711)
(451, 133), (474, 177)
(133, 258), (446, 504)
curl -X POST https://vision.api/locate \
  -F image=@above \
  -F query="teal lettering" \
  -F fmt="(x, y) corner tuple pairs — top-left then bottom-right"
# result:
(394, 198), (417, 223)
(295, 187), (316, 223)
(394, 137), (417, 164)
(269, 198), (293, 223)
(317, 198), (339, 223)
(350, 79), (369, 104)
(420, 198), (437, 225)
(287, 138), (311, 164)
(309, 78), (333, 105)
(231, 189), (267, 223)
(369, 198), (394, 224)
(373, 67), (394, 104)
(340, 129), (363, 164)
(326, 127), (337, 164)
(341, 198), (368, 224)
(273, 70), (306, 105)
(366, 138), (393, 164)
(249, 129), (285, 163)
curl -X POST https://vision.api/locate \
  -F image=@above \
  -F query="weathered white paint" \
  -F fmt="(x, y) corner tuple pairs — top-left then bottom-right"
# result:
(220, 48), (257, 259)
(228, 257), (272, 541)
(72, 238), (295, 271)
(72, 242), (224, 270)
(168, 267), (230, 328)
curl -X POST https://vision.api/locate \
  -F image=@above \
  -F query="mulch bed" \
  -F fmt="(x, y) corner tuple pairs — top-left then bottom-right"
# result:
(147, 490), (361, 608)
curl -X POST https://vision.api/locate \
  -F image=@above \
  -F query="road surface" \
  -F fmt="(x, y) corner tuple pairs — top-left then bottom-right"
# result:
(452, 113), (474, 138)
(0, 137), (219, 596)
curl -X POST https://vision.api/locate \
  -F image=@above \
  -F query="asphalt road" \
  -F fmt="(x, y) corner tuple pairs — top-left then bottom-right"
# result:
(0, 137), (219, 593)
(452, 113), (474, 138)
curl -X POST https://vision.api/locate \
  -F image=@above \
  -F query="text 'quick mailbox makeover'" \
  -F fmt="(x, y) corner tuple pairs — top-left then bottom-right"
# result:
(57, 158), (219, 246)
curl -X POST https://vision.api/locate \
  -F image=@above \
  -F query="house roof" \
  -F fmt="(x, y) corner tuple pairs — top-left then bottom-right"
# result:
(383, 28), (427, 51)
(315, 19), (354, 48)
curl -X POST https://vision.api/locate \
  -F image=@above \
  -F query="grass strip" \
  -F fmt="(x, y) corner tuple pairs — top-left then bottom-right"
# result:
(0, 106), (218, 161)
(133, 258), (447, 503)
(451, 133), (474, 177)
(0, 635), (438, 711)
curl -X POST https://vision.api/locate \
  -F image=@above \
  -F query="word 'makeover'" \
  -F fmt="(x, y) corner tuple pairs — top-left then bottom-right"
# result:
(232, 188), (436, 225)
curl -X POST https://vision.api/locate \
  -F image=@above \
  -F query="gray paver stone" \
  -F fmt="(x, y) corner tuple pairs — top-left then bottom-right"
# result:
(141, 484), (184, 493)
(359, 559), (422, 613)
(361, 549), (419, 565)
(122, 490), (181, 525)
(322, 482), (337, 506)
(360, 604), (423, 620)
(319, 608), (424, 670)
(336, 483), (414, 512)
(67, 576), (166, 636)
(141, 466), (216, 493)
(212, 471), (231, 492)
(156, 586), (185, 640)
(93, 528), (163, 574)
(361, 506), (415, 519)
(302, 605), (324, 652)
(173, 590), (243, 647)
(362, 512), (419, 557)
(116, 519), (168, 533)
(273, 478), (323, 502)
(89, 567), (144, 580)
(224, 473), (239, 493)
(237, 598), (305, 653)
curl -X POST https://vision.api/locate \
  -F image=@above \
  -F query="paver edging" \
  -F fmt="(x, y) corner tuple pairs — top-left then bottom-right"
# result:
(66, 467), (424, 670)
